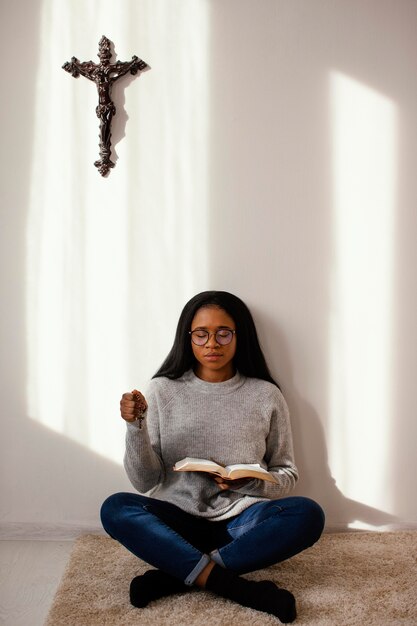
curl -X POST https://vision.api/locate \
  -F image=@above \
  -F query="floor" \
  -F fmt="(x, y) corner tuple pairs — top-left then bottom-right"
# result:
(0, 540), (74, 626)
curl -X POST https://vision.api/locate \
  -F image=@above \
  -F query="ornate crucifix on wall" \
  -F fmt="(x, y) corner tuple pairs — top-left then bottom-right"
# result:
(63, 36), (149, 176)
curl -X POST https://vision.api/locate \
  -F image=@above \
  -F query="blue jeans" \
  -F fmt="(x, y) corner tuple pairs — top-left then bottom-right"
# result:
(100, 493), (325, 586)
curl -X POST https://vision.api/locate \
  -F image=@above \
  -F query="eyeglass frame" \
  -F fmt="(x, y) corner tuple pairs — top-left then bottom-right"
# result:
(189, 329), (236, 346)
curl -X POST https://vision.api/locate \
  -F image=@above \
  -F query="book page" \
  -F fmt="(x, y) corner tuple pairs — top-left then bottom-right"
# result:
(225, 466), (278, 482)
(173, 457), (224, 473)
(225, 463), (263, 472)
(173, 458), (278, 483)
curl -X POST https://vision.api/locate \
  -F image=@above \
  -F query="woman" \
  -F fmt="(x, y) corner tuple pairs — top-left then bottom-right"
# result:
(101, 291), (324, 623)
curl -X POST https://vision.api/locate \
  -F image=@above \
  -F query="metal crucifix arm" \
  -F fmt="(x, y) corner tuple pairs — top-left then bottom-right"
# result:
(63, 36), (149, 176)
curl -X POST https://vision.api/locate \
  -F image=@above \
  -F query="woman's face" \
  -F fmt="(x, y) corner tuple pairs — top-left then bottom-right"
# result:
(190, 306), (237, 382)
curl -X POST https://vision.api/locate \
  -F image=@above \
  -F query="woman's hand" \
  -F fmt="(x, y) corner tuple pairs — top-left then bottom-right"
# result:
(120, 389), (148, 423)
(213, 476), (252, 491)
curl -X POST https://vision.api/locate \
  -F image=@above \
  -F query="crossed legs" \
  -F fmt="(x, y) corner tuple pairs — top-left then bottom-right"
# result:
(100, 493), (325, 622)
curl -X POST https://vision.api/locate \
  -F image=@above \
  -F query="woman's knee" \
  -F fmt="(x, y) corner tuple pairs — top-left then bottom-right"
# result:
(100, 492), (155, 532)
(100, 492), (137, 535)
(299, 497), (325, 541)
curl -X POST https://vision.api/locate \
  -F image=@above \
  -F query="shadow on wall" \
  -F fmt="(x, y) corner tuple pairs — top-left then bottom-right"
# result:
(0, 413), (131, 538)
(107, 39), (152, 167)
(266, 319), (399, 531)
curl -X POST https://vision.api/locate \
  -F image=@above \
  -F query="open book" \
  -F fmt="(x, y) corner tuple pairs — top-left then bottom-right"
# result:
(173, 457), (278, 483)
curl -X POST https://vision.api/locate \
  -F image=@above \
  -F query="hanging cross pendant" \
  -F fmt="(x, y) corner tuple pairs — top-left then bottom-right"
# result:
(63, 36), (149, 176)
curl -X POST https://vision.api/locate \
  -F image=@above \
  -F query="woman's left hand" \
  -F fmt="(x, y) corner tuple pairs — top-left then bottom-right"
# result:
(213, 476), (252, 491)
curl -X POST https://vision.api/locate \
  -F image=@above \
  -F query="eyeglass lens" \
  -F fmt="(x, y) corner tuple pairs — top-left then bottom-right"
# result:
(191, 330), (234, 345)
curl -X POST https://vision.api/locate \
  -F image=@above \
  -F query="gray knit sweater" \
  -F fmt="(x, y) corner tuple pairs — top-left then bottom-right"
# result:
(124, 370), (298, 520)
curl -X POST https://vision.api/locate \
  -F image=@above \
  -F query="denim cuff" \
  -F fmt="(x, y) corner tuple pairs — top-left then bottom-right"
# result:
(184, 553), (211, 586)
(210, 548), (226, 568)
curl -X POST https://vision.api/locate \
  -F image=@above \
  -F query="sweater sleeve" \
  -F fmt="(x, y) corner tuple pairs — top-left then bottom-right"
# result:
(123, 386), (165, 493)
(231, 388), (298, 499)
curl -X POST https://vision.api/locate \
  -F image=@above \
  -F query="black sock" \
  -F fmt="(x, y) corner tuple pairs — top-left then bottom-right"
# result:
(129, 569), (188, 608)
(205, 565), (296, 624)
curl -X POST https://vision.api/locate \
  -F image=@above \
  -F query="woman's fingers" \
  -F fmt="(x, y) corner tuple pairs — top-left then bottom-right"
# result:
(131, 389), (148, 415)
(213, 476), (230, 490)
(120, 390), (147, 422)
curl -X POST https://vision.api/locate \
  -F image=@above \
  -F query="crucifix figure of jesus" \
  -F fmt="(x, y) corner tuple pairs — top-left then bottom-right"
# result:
(63, 36), (148, 176)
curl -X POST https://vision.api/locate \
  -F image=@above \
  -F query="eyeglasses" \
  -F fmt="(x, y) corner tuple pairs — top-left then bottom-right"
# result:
(189, 329), (236, 346)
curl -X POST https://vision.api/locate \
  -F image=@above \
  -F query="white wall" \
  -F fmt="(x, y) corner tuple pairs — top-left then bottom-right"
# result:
(1, 0), (416, 537)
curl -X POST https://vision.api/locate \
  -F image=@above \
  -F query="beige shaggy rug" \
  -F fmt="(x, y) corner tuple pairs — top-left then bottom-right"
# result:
(45, 531), (417, 625)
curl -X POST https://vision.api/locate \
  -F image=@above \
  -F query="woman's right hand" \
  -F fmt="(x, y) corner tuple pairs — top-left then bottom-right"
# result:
(120, 390), (148, 423)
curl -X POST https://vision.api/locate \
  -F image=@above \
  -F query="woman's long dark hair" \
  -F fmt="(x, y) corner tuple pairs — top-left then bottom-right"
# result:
(153, 291), (279, 387)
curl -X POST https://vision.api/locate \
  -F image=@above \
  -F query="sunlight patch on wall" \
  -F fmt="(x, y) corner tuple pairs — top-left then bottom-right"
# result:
(328, 72), (397, 515)
(26, 0), (209, 464)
